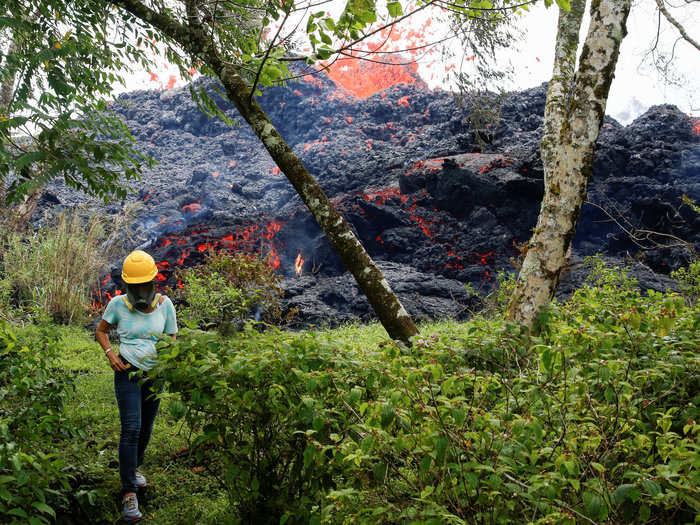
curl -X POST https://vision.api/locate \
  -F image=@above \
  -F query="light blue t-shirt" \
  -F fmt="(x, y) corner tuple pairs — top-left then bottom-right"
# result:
(102, 295), (178, 370)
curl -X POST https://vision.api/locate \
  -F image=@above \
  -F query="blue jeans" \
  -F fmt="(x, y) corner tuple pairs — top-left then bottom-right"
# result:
(114, 355), (161, 494)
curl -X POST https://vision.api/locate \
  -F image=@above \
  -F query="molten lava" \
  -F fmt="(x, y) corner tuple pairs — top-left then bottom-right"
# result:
(264, 221), (282, 240)
(182, 202), (202, 213)
(268, 248), (281, 270)
(294, 252), (304, 276)
(323, 55), (420, 99)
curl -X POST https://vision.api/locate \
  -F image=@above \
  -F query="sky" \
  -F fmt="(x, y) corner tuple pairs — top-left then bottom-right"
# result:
(122, 1), (700, 125)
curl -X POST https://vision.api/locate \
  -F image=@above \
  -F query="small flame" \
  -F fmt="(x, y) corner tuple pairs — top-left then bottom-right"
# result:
(294, 252), (304, 276)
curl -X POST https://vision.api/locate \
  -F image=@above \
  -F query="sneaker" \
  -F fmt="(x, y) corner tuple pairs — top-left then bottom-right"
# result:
(134, 469), (147, 489)
(123, 492), (142, 522)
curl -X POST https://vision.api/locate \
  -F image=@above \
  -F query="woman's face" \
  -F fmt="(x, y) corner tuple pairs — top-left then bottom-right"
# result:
(126, 282), (156, 311)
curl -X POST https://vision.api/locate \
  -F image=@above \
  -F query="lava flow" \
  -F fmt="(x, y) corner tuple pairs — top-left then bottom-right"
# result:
(321, 54), (421, 99)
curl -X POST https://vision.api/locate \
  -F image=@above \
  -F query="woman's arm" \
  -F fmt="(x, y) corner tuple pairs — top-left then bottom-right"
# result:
(96, 319), (129, 372)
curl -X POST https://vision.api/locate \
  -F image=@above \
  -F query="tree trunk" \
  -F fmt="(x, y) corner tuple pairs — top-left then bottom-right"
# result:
(111, 0), (419, 344)
(0, 33), (18, 206)
(0, 31), (41, 225)
(507, 0), (632, 329)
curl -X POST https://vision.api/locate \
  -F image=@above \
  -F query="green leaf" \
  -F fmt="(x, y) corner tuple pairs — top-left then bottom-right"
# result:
(31, 502), (56, 518)
(641, 479), (661, 498)
(361, 433), (375, 453)
(420, 455), (432, 476)
(380, 403), (395, 429)
(15, 151), (48, 171)
(604, 386), (616, 403)
(452, 408), (466, 426)
(591, 462), (606, 473)
(420, 485), (434, 498)
(638, 505), (651, 521)
(583, 490), (605, 519)
(316, 48), (332, 60)
(349, 386), (363, 403)
(435, 437), (449, 465)
(373, 462), (388, 483)
(303, 446), (315, 469)
(387, 1), (403, 17)
(7, 508), (28, 518)
(541, 348), (553, 372)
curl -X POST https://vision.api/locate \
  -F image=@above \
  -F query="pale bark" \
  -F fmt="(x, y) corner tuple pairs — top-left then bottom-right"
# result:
(0, 37), (17, 111)
(111, 0), (419, 343)
(507, 0), (632, 329)
(0, 34), (18, 205)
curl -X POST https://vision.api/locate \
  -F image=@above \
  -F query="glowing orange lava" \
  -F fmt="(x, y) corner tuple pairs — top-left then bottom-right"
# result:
(294, 252), (304, 276)
(322, 55), (421, 99)
(268, 248), (281, 270)
(264, 221), (282, 240)
(182, 202), (202, 213)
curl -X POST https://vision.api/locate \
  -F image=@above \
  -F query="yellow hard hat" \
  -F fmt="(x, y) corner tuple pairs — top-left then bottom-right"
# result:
(121, 250), (158, 284)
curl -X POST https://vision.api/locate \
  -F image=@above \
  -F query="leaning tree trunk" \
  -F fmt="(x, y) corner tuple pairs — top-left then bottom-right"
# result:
(111, 0), (419, 344)
(507, 0), (632, 329)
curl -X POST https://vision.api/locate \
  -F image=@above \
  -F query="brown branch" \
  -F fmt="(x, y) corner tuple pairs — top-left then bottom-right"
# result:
(655, 0), (700, 52)
(585, 200), (696, 257)
(501, 473), (598, 525)
(279, 0), (439, 62)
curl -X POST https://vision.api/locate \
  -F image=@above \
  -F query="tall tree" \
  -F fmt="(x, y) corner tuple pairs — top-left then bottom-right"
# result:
(507, 0), (632, 329)
(2, 0), (524, 342)
(108, 0), (423, 343)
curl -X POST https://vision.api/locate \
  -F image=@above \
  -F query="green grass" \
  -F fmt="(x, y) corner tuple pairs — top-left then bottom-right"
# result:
(45, 325), (227, 524)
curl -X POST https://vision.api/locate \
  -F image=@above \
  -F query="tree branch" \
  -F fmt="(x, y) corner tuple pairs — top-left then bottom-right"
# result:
(655, 0), (700, 52)
(249, 6), (291, 104)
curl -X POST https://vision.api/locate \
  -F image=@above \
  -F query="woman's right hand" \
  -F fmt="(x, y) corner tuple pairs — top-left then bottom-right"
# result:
(107, 351), (130, 372)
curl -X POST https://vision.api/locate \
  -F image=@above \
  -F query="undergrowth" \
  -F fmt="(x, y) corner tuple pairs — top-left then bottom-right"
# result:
(152, 260), (699, 524)
(0, 259), (698, 524)
(0, 213), (107, 324)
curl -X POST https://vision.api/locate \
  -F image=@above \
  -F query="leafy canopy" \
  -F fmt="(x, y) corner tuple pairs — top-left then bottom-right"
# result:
(0, 1), (163, 203)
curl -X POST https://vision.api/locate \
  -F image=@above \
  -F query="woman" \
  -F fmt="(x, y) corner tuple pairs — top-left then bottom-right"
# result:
(96, 250), (178, 522)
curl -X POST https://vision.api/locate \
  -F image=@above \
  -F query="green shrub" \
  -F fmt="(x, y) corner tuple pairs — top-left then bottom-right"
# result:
(0, 213), (107, 324)
(176, 251), (289, 335)
(672, 259), (700, 305)
(152, 326), (358, 523)
(153, 261), (699, 524)
(482, 269), (517, 316)
(0, 323), (101, 524)
(320, 262), (699, 524)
